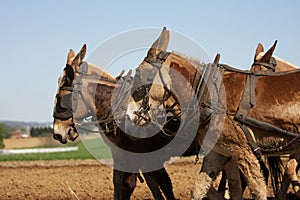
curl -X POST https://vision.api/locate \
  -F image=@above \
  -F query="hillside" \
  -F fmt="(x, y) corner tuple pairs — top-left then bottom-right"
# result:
(0, 120), (52, 129)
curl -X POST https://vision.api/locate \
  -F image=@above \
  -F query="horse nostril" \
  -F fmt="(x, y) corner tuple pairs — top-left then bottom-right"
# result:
(53, 133), (62, 141)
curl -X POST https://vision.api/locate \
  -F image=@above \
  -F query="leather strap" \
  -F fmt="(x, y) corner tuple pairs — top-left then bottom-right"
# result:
(235, 75), (258, 121)
(238, 123), (262, 158)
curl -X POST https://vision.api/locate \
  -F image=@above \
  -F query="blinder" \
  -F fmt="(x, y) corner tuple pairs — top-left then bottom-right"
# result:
(53, 61), (114, 121)
(53, 88), (81, 120)
(53, 63), (84, 120)
(53, 93), (73, 120)
(60, 93), (73, 110)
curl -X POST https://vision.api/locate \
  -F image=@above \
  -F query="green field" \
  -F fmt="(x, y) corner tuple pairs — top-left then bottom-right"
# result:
(0, 138), (112, 162)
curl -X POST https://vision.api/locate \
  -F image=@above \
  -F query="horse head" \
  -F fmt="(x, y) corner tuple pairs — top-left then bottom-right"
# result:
(131, 27), (200, 134)
(251, 41), (278, 71)
(53, 44), (116, 144)
(53, 45), (87, 143)
(132, 27), (170, 102)
(252, 41), (298, 72)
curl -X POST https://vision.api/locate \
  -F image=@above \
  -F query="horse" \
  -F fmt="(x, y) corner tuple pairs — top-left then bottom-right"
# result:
(217, 40), (300, 200)
(132, 27), (300, 200)
(251, 41), (300, 199)
(52, 44), (177, 200)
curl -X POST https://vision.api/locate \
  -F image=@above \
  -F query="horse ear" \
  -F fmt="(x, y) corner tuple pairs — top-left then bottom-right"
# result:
(213, 53), (221, 64)
(67, 49), (75, 65)
(146, 27), (170, 60)
(254, 43), (264, 61)
(72, 44), (87, 71)
(262, 40), (277, 62)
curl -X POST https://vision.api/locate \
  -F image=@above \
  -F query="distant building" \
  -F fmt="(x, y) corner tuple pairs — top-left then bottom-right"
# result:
(22, 126), (30, 138)
(10, 128), (30, 139)
(10, 130), (22, 139)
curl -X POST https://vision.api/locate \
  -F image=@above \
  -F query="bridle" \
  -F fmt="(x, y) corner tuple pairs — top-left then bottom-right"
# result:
(53, 62), (122, 134)
(131, 51), (183, 136)
(53, 64), (81, 121)
(132, 51), (170, 102)
(251, 57), (277, 71)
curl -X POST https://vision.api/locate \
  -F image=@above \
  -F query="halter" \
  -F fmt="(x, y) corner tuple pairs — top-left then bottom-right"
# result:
(132, 51), (170, 102)
(53, 62), (123, 134)
(251, 57), (277, 71)
(131, 51), (185, 136)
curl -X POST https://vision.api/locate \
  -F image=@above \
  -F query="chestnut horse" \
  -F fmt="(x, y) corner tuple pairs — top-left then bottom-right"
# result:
(252, 41), (300, 199)
(133, 27), (300, 200)
(52, 45), (177, 200)
(218, 41), (300, 200)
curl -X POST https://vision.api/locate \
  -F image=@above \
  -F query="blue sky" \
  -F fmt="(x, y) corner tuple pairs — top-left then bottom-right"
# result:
(0, 0), (299, 122)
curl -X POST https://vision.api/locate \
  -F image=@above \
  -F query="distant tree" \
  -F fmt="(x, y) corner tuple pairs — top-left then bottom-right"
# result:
(0, 123), (5, 149)
(30, 126), (53, 137)
(30, 127), (39, 137)
(0, 123), (14, 138)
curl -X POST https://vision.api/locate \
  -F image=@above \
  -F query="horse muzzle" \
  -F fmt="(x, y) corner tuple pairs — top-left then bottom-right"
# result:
(53, 125), (79, 144)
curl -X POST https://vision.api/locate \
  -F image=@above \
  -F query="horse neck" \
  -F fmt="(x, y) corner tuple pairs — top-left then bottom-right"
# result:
(274, 56), (298, 71)
(165, 54), (248, 114)
(251, 53), (298, 72)
(223, 72), (247, 113)
(86, 62), (116, 80)
(79, 63), (116, 120)
(165, 53), (198, 84)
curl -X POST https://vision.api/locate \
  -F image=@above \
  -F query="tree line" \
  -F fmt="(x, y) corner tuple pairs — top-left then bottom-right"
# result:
(0, 123), (54, 149)
(30, 127), (53, 137)
(0, 123), (10, 148)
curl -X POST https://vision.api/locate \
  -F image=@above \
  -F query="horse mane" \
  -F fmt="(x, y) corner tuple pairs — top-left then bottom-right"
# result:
(166, 52), (198, 86)
(81, 62), (116, 120)
(86, 62), (116, 80)
(171, 51), (201, 68)
(273, 56), (298, 70)
(255, 52), (298, 71)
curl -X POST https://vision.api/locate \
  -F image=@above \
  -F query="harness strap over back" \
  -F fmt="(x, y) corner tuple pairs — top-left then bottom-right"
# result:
(231, 62), (300, 155)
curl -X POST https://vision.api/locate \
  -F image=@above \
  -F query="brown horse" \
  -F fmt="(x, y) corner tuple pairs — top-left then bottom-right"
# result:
(132, 27), (265, 199)
(133, 27), (300, 200)
(217, 41), (300, 200)
(52, 45), (177, 200)
(252, 41), (300, 199)
(208, 40), (300, 200)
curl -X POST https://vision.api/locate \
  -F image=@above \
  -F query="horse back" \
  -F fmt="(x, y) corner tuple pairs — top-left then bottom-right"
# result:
(250, 71), (300, 130)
